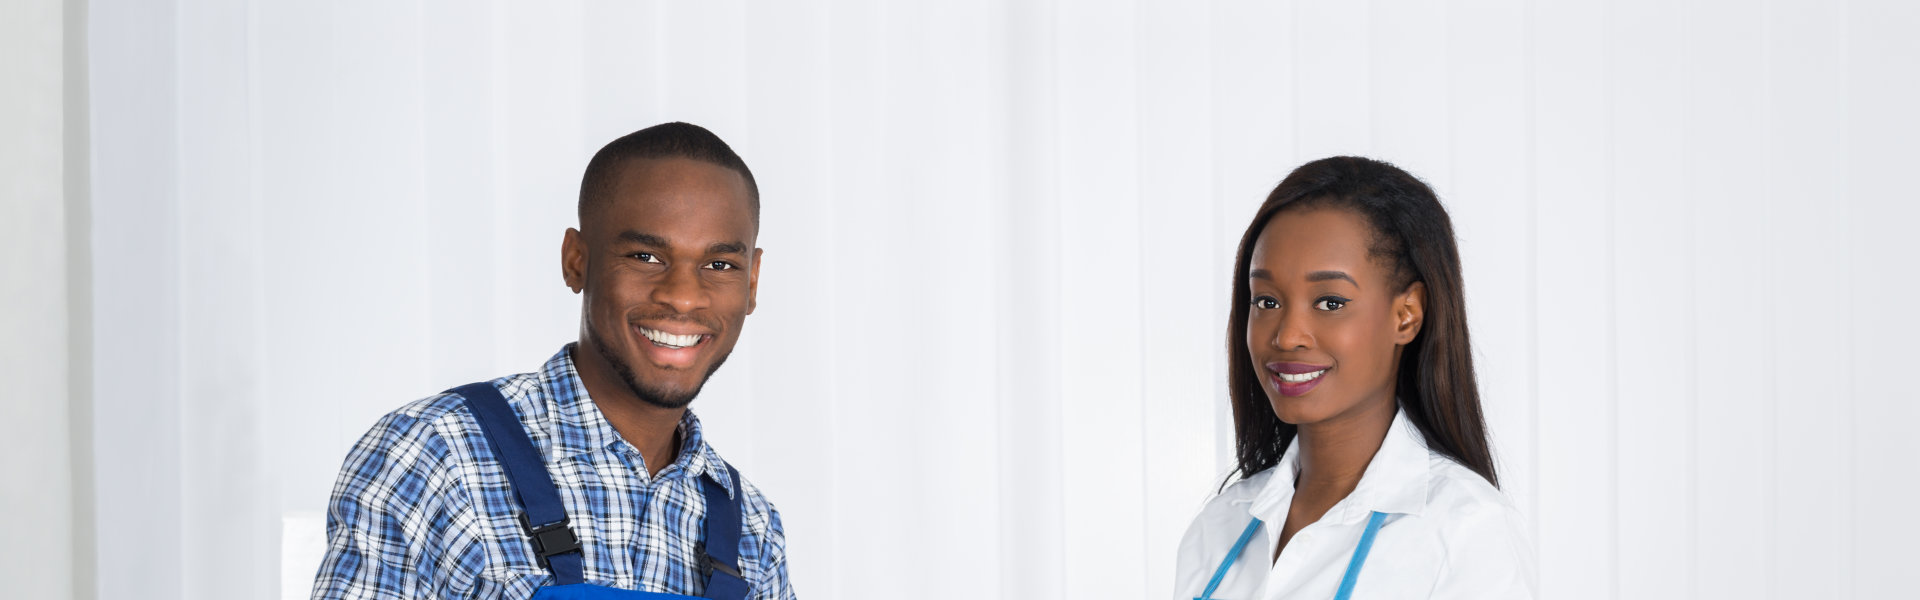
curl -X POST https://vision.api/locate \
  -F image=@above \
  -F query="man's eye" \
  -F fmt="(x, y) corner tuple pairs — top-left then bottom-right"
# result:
(1252, 296), (1280, 310)
(707, 261), (735, 271)
(630, 253), (662, 263)
(1314, 297), (1348, 311)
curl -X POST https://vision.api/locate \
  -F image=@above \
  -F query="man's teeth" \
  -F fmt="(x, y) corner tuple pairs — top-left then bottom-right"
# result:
(1277, 369), (1327, 383)
(641, 328), (703, 348)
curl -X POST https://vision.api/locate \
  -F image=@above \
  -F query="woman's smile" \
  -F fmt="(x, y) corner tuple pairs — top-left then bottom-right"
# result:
(1267, 361), (1332, 396)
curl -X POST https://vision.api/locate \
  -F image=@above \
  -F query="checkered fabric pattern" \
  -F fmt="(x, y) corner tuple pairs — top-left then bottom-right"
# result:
(311, 344), (794, 599)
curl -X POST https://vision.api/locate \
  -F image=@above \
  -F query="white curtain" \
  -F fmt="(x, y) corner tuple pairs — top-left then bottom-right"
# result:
(60, 0), (1920, 599)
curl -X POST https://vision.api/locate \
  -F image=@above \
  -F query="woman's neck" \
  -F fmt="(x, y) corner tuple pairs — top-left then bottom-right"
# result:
(1272, 396), (1399, 562)
(1292, 396), (1398, 496)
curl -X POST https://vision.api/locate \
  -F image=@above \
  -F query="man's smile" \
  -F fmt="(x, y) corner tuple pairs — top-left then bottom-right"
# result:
(631, 324), (716, 370)
(637, 325), (712, 349)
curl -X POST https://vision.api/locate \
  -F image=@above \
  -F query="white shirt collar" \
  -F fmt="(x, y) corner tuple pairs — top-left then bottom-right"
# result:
(1246, 406), (1433, 526)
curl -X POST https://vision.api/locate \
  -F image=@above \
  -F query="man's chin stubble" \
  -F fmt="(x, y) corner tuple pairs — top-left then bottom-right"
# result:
(594, 339), (731, 410)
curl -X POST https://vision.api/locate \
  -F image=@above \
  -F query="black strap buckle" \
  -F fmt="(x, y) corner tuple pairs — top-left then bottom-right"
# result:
(708, 554), (742, 579)
(518, 512), (582, 570)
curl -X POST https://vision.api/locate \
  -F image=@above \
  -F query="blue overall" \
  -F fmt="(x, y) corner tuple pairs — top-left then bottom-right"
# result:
(453, 382), (750, 600)
(1194, 511), (1388, 600)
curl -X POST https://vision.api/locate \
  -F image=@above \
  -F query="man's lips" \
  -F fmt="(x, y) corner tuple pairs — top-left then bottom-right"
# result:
(635, 324), (714, 349)
(630, 324), (714, 370)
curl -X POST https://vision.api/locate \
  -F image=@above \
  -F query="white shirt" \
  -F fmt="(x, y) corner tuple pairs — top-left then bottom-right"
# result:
(1173, 408), (1535, 599)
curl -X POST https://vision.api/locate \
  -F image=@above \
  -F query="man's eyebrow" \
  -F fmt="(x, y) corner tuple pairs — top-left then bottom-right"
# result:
(708, 241), (748, 255)
(1306, 270), (1358, 286)
(616, 231), (670, 247)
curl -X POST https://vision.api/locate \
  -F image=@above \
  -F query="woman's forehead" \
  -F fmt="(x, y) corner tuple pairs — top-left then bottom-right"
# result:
(1249, 207), (1380, 277)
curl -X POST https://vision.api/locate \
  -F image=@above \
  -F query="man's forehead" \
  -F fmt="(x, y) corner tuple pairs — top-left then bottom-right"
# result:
(585, 159), (755, 235)
(587, 218), (757, 251)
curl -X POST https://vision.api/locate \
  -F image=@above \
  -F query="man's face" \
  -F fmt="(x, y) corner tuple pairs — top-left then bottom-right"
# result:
(563, 157), (761, 409)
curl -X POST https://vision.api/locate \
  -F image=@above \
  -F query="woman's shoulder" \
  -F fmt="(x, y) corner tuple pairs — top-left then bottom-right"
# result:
(1415, 456), (1537, 597)
(1181, 467), (1276, 545)
(1202, 467), (1276, 515)
(1421, 456), (1523, 526)
(1175, 467), (1277, 584)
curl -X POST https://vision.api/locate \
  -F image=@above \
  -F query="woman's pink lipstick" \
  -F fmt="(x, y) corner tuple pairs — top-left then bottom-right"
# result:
(1266, 362), (1331, 397)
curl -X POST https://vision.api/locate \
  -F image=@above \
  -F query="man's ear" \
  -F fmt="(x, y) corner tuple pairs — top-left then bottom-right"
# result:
(746, 247), (763, 315)
(562, 228), (586, 293)
(1394, 281), (1426, 345)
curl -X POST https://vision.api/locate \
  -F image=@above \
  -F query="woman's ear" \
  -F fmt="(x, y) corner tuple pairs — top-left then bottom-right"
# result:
(1394, 281), (1426, 345)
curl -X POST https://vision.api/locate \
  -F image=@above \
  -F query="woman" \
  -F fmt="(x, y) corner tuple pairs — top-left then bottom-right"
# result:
(1175, 157), (1533, 599)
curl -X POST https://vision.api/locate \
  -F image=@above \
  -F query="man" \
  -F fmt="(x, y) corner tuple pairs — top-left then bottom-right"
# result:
(313, 122), (793, 599)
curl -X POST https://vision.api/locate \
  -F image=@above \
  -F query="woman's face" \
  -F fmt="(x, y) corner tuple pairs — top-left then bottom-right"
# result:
(1246, 206), (1424, 427)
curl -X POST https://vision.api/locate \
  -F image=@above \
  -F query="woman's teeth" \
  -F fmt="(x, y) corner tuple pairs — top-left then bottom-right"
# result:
(640, 328), (703, 349)
(1276, 369), (1327, 383)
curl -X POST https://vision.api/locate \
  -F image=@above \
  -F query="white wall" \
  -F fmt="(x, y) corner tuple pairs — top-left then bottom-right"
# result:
(0, 0), (80, 598)
(53, 0), (1920, 599)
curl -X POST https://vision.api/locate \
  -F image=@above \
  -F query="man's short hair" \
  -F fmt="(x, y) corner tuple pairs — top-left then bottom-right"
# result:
(577, 122), (760, 228)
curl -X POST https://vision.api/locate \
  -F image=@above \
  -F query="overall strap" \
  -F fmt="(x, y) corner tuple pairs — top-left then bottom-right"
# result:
(1196, 517), (1263, 600)
(452, 382), (586, 586)
(1333, 511), (1389, 600)
(699, 463), (749, 600)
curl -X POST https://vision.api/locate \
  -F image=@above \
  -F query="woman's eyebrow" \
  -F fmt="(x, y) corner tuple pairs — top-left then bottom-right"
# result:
(1306, 270), (1358, 287)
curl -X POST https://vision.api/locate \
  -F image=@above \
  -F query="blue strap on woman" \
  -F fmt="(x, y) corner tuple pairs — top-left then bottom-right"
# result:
(1195, 511), (1389, 600)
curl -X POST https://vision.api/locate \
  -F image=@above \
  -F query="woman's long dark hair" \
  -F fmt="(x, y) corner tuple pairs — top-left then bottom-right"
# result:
(1225, 156), (1499, 488)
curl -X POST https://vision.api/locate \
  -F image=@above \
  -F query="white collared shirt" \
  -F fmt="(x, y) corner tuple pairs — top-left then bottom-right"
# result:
(1173, 408), (1535, 599)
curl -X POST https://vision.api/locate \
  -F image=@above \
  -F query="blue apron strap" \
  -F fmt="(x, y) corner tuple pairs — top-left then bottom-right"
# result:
(699, 463), (749, 600)
(1333, 511), (1389, 600)
(1195, 517), (1263, 600)
(452, 382), (586, 586)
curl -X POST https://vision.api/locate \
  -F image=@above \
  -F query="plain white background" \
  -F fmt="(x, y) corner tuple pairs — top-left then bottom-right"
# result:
(5, 0), (1919, 599)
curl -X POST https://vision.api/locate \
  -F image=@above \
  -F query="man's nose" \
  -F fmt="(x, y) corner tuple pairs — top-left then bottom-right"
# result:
(650, 263), (711, 313)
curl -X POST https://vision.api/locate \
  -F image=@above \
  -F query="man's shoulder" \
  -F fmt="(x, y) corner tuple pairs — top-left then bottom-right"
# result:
(338, 393), (471, 493)
(387, 389), (473, 428)
(386, 371), (548, 428)
(696, 443), (787, 551)
(331, 374), (557, 521)
(727, 465), (779, 518)
(707, 456), (792, 586)
(350, 373), (545, 468)
(361, 389), (475, 450)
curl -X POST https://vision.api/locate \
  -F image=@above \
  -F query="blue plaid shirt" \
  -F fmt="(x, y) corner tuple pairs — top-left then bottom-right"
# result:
(312, 345), (794, 599)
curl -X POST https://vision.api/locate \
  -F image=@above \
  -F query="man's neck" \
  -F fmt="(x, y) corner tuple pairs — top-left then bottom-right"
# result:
(571, 345), (688, 477)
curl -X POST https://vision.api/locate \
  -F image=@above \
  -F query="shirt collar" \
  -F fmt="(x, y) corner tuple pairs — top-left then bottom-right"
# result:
(531, 344), (736, 498)
(1247, 405), (1433, 525)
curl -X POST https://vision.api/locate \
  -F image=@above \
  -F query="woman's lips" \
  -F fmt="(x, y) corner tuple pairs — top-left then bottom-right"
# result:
(1266, 362), (1330, 397)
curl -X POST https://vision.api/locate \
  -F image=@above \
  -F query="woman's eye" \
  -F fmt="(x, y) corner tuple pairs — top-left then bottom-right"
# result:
(707, 261), (735, 271)
(1252, 296), (1280, 310)
(1314, 297), (1348, 311)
